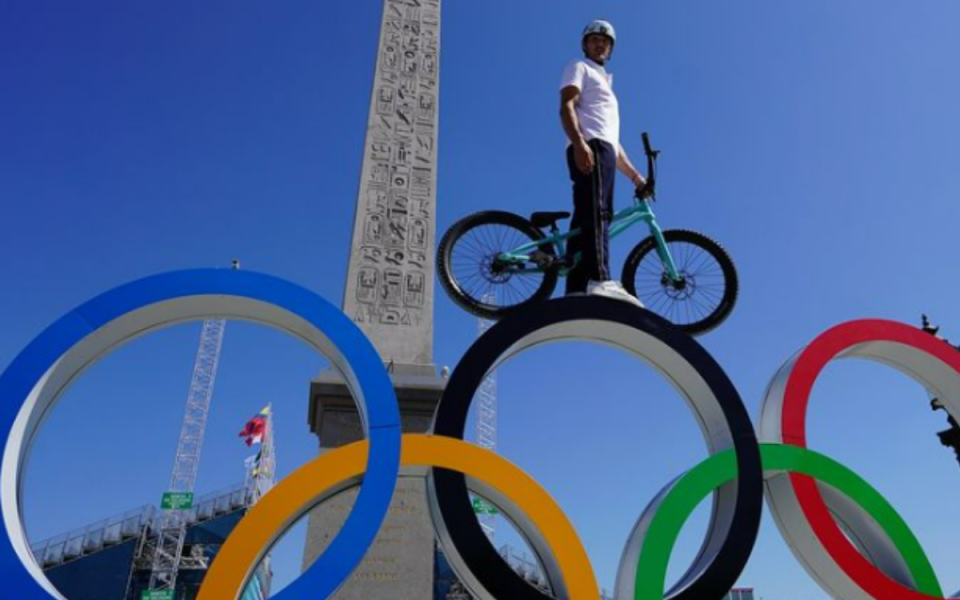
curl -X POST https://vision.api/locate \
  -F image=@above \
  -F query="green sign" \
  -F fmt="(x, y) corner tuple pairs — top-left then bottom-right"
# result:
(160, 492), (194, 510)
(141, 590), (175, 600)
(472, 498), (499, 515)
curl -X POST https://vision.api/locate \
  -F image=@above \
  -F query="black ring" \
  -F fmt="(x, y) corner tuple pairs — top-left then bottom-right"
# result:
(429, 296), (763, 600)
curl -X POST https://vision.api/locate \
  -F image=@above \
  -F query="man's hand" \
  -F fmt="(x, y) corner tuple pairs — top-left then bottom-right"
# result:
(635, 181), (654, 199)
(573, 140), (595, 174)
(632, 173), (652, 199)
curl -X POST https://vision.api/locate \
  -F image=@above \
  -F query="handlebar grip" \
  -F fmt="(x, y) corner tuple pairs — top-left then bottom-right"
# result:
(642, 132), (653, 156)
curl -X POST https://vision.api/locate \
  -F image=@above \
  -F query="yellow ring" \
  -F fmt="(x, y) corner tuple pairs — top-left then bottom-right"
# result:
(197, 434), (599, 600)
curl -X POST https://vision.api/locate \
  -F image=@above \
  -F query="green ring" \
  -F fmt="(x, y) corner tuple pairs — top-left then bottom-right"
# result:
(634, 443), (943, 600)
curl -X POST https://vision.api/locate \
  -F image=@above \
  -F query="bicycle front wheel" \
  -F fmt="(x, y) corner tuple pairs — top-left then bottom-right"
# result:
(437, 211), (558, 319)
(622, 229), (738, 335)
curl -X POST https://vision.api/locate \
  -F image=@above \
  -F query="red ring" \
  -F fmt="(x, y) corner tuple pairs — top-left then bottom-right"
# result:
(781, 319), (960, 600)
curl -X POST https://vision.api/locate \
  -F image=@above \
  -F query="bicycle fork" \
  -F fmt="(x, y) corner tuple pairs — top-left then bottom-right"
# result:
(639, 206), (684, 284)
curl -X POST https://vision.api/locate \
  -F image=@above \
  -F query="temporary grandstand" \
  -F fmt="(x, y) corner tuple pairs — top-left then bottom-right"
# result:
(32, 478), (271, 600)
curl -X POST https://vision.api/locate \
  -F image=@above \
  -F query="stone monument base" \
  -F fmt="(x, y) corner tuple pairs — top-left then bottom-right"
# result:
(303, 364), (451, 600)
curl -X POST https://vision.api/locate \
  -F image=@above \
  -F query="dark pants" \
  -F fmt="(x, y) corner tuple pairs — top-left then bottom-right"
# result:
(565, 138), (616, 294)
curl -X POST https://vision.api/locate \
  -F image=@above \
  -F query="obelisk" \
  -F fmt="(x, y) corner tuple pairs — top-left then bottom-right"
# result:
(303, 0), (449, 599)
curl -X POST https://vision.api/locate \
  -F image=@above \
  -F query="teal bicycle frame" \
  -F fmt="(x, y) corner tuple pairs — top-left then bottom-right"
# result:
(496, 198), (683, 282)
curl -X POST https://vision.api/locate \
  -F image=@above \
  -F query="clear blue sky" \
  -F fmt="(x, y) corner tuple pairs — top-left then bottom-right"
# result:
(3, 1), (960, 599)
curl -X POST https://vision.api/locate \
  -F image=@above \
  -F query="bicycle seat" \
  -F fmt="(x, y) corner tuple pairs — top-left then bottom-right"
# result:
(530, 211), (571, 229)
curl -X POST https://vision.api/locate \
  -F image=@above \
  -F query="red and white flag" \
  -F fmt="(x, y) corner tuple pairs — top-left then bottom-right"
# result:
(238, 405), (270, 446)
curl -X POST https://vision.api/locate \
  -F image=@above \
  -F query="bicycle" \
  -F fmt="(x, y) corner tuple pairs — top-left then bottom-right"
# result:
(436, 133), (738, 335)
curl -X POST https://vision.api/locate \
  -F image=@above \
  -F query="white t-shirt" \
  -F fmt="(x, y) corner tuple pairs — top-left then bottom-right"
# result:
(560, 58), (620, 154)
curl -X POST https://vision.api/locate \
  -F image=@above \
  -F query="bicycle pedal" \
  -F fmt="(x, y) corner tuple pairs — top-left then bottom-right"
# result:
(528, 251), (552, 268)
(529, 252), (569, 270)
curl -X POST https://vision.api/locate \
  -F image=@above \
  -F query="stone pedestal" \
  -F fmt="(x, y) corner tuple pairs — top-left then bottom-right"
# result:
(302, 365), (446, 600)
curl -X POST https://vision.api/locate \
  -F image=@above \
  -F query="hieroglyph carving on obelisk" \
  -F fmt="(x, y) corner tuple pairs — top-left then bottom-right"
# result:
(342, 0), (441, 370)
(304, 2), (447, 595)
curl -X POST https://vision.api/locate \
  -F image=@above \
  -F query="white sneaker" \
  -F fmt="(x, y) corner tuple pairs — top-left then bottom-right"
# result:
(587, 280), (645, 308)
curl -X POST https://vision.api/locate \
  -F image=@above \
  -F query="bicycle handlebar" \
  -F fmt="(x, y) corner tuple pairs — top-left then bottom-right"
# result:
(637, 131), (659, 201)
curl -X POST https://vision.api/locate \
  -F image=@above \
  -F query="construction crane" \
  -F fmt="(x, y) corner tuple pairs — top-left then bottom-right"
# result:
(147, 288), (231, 593)
(475, 292), (498, 542)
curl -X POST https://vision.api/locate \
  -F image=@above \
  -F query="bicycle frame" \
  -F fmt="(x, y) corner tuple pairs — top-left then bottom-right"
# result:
(438, 132), (735, 334)
(497, 198), (683, 282)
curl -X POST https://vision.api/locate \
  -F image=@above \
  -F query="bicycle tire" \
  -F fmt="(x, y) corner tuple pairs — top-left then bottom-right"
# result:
(437, 211), (559, 319)
(622, 229), (738, 335)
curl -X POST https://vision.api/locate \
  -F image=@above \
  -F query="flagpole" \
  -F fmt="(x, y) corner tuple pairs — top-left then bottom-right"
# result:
(240, 404), (274, 503)
(254, 403), (275, 502)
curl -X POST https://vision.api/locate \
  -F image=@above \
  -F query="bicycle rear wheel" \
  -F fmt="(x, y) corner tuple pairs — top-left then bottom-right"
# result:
(622, 229), (738, 335)
(437, 211), (558, 319)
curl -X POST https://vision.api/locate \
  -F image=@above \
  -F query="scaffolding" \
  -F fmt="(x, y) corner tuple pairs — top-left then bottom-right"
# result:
(496, 544), (615, 600)
(497, 545), (548, 591)
(30, 399), (282, 600)
(475, 292), (498, 542)
(31, 505), (155, 570)
(33, 481), (257, 570)
(148, 318), (227, 592)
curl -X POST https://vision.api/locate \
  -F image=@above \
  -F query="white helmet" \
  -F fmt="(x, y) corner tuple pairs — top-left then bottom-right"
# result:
(582, 19), (616, 48)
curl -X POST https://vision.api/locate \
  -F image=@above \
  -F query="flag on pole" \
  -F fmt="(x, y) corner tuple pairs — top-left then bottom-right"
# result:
(239, 405), (271, 446)
(251, 449), (268, 477)
(244, 448), (264, 474)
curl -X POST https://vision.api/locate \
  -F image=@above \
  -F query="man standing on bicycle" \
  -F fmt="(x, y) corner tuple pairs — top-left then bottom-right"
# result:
(560, 19), (647, 305)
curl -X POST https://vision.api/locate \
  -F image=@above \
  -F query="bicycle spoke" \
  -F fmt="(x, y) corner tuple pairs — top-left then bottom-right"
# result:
(443, 217), (556, 313)
(622, 233), (734, 332)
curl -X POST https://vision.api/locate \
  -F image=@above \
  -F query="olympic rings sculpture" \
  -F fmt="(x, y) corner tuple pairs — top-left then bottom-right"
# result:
(1, 270), (957, 600)
(0, 270), (401, 600)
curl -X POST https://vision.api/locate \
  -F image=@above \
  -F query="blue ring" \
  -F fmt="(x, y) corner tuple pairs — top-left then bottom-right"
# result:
(0, 269), (401, 600)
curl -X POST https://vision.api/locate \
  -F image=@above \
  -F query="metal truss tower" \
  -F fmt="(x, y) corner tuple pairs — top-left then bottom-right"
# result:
(148, 318), (227, 593)
(476, 293), (498, 542)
